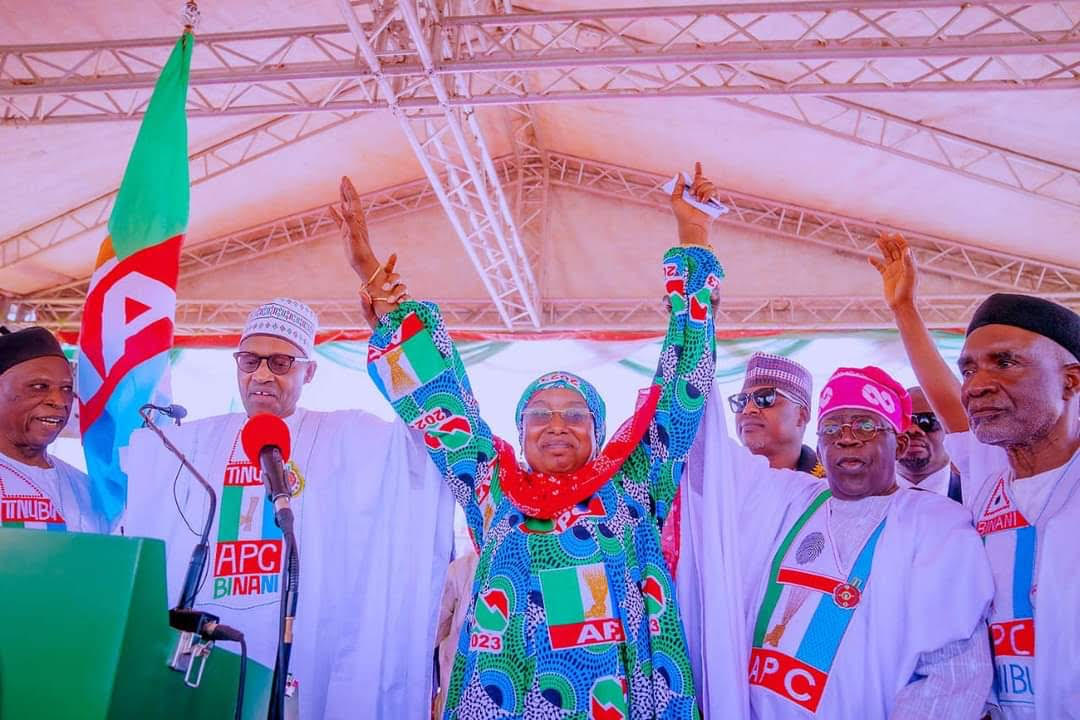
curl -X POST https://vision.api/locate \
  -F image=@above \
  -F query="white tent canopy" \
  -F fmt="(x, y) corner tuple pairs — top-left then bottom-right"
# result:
(3, 0), (1079, 338)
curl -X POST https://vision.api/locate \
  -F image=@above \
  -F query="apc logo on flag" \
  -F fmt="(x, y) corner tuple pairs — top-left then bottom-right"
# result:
(589, 676), (628, 720)
(641, 565), (669, 635)
(99, 271), (176, 375)
(471, 577), (513, 654)
(422, 415), (473, 452)
(79, 236), (182, 431)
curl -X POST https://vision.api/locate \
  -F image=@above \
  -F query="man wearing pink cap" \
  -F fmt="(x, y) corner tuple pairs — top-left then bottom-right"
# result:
(679, 365), (994, 719)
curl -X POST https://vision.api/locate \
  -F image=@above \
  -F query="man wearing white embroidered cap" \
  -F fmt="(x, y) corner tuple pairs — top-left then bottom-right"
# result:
(120, 297), (454, 720)
(234, 297), (318, 419)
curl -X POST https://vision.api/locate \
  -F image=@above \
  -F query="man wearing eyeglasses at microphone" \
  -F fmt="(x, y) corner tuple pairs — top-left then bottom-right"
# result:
(119, 297), (454, 720)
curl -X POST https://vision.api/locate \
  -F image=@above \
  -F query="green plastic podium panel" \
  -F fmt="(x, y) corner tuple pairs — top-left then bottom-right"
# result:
(0, 529), (271, 720)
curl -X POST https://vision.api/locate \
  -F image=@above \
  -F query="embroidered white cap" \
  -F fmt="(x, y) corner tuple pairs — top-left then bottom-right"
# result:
(240, 298), (318, 357)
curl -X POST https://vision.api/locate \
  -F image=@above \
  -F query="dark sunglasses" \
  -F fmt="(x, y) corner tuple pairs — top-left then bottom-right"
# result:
(909, 411), (941, 434)
(233, 351), (308, 376)
(728, 387), (803, 414)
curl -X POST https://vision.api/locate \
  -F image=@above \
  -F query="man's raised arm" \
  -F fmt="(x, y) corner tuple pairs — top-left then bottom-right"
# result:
(870, 233), (968, 433)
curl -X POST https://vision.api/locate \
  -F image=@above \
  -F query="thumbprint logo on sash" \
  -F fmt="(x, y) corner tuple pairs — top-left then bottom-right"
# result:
(796, 532), (825, 565)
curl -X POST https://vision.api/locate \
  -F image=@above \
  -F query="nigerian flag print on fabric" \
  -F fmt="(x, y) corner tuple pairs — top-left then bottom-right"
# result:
(540, 564), (626, 650)
(366, 247), (722, 720)
(368, 311), (446, 401)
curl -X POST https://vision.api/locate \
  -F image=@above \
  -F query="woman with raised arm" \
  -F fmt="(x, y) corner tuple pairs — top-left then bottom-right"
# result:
(335, 166), (723, 719)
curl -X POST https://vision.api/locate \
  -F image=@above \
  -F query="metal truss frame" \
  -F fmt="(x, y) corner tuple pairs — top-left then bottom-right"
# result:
(4, 1), (1079, 124)
(16, 293), (1080, 334)
(722, 94), (1080, 209)
(0, 111), (361, 271)
(12, 151), (1080, 332)
(546, 152), (1080, 294)
(338, 0), (541, 329)
(22, 167), (461, 306)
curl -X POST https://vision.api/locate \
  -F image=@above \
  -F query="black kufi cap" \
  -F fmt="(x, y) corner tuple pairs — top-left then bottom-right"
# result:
(0, 326), (67, 375)
(967, 293), (1080, 362)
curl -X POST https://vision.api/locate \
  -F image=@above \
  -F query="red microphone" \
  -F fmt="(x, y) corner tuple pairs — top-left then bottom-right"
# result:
(241, 413), (292, 465)
(241, 413), (293, 522)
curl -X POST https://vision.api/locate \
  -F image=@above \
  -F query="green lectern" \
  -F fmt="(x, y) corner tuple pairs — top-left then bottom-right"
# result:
(0, 529), (271, 719)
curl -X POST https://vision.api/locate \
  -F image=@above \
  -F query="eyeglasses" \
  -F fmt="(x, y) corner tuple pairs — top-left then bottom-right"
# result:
(728, 387), (804, 414)
(818, 419), (895, 443)
(909, 411), (941, 434)
(233, 351), (308, 376)
(521, 407), (593, 428)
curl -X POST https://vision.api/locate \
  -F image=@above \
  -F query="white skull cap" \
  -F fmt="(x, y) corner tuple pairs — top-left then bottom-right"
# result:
(240, 298), (318, 357)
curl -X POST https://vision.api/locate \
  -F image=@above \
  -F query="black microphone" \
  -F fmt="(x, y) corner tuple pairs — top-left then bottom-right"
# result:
(162, 403), (188, 420)
(141, 402), (188, 425)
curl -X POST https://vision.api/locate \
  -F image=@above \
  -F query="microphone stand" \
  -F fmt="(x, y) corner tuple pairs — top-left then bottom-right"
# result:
(263, 447), (299, 720)
(139, 405), (249, 720)
(139, 404), (216, 612)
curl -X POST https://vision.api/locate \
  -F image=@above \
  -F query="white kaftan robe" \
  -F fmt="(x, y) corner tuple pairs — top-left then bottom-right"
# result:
(680, 390), (994, 719)
(121, 407), (454, 720)
(945, 432), (1080, 720)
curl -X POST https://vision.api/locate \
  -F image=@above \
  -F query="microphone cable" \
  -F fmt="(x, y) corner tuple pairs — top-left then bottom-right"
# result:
(202, 622), (248, 720)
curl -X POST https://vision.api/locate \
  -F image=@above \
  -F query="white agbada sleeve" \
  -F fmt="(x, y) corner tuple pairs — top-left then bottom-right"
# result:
(885, 491), (995, 720)
(120, 413), (455, 720)
(320, 415), (454, 720)
(679, 386), (825, 720)
(890, 632), (993, 720)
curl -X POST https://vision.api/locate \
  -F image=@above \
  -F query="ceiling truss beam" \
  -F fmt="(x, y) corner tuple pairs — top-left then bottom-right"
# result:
(0, 111), (362, 272)
(14, 294), (1080, 334)
(12, 149), (1080, 304)
(4, 1), (1079, 124)
(337, 0), (540, 329)
(14, 153), (1080, 334)
(545, 152), (1080, 295)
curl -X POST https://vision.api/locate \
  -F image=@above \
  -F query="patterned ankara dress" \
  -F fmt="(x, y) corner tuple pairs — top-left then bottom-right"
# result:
(367, 246), (722, 720)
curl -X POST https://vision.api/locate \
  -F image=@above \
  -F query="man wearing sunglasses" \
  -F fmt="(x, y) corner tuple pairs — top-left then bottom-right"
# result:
(663, 353), (823, 582)
(896, 387), (962, 503)
(121, 297), (453, 720)
(730, 352), (824, 477)
(0, 326), (108, 533)
(875, 232), (1080, 719)
(680, 365), (993, 719)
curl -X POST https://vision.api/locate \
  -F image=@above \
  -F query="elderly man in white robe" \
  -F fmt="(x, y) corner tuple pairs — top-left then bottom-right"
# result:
(680, 363), (995, 719)
(0, 326), (108, 533)
(120, 298), (454, 720)
(874, 232), (1080, 719)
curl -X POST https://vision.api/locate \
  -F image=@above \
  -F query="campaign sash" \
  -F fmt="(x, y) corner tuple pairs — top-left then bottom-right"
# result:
(749, 490), (887, 712)
(976, 475), (1036, 709)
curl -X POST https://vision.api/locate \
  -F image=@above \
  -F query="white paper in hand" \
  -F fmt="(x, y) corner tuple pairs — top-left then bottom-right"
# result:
(662, 172), (729, 219)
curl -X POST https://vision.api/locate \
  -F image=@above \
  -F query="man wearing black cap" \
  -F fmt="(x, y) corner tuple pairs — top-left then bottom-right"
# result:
(873, 233), (1080, 719)
(0, 326), (108, 533)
